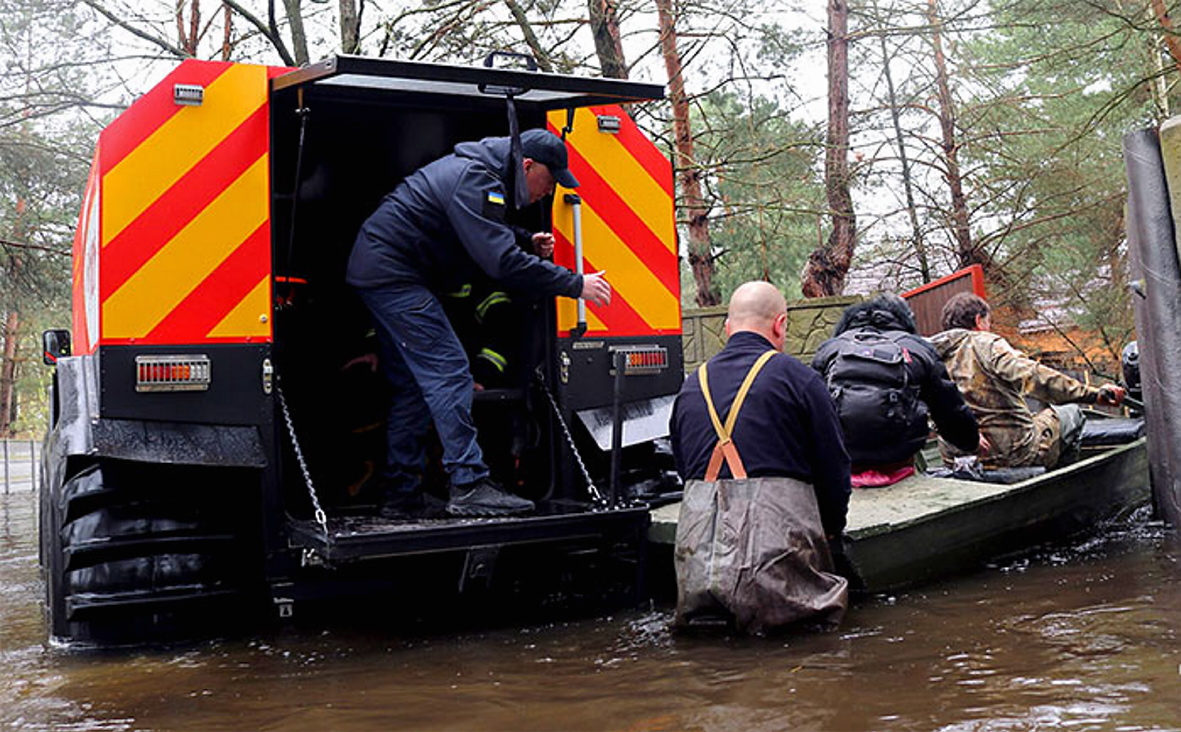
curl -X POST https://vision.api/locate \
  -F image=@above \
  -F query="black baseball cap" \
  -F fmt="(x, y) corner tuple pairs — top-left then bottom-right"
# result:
(520, 129), (579, 188)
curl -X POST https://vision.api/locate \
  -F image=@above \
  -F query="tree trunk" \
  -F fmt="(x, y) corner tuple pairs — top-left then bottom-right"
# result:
(927, 0), (976, 269)
(1152, 0), (1181, 74)
(881, 33), (930, 283)
(1149, 12), (1171, 118)
(589, 0), (628, 79)
(0, 310), (19, 438)
(282, 0), (310, 65)
(339, 0), (361, 54)
(190, 0), (201, 54)
(176, 1), (187, 53)
(176, 0), (200, 56)
(1, 187), (27, 437)
(222, 1), (234, 60)
(656, 0), (717, 306)
(801, 0), (855, 298)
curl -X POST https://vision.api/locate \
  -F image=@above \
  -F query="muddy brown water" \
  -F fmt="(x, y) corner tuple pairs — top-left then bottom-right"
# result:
(4, 487), (1181, 732)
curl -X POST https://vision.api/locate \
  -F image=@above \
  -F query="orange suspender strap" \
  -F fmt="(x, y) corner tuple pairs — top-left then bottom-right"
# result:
(698, 350), (778, 481)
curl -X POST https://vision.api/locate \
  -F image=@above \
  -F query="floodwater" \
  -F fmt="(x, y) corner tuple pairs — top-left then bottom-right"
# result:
(4, 485), (1181, 732)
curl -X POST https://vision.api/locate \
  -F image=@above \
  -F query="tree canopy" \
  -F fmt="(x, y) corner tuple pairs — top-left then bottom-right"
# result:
(2, 0), (1177, 432)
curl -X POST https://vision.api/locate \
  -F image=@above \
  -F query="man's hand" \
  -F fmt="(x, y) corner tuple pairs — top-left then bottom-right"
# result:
(977, 433), (992, 455)
(581, 271), (612, 307)
(532, 232), (555, 259)
(1096, 384), (1127, 406)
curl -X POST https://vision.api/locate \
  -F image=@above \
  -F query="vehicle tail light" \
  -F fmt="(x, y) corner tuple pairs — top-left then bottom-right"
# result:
(613, 346), (669, 375)
(135, 355), (211, 392)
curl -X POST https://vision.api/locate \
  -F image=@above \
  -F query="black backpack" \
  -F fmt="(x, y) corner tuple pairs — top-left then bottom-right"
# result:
(824, 329), (923, 465)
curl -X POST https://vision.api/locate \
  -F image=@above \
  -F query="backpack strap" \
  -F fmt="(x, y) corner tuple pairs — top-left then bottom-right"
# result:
(698, 349), (778, 481)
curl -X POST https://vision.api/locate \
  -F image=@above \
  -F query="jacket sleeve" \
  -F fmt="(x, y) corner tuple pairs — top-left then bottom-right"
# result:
(444, 165), (582, 298)
(670, 372), (702, 480)
(916, 341), (979, 452)
(984, 335), (1098, 405)
(510, 224), (535, 248)
(797, 370), (851, 537)
(670, 389), (688, 479)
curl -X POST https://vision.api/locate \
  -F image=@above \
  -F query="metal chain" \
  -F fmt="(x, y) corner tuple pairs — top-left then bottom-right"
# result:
(275, 378), (332, 549)
(535, 367), (606, 506)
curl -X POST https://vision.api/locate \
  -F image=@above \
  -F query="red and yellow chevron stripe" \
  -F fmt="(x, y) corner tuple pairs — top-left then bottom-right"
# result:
(549, 107), (679, 337)
(71, 150), (101, 355)
(91, 60), (284, 346)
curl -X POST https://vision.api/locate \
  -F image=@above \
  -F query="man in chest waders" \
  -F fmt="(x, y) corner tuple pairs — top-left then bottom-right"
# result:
(669, 281), (850, 633)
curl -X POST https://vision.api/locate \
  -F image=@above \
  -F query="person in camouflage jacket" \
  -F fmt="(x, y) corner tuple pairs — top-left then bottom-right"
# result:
(929, 293), (1126, 469)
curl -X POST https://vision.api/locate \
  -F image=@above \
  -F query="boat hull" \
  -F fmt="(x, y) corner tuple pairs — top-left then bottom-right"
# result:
(649, 438), (1149, 595)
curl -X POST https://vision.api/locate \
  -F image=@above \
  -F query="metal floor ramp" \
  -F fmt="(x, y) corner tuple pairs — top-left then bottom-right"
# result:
(287, 500), (650, 564)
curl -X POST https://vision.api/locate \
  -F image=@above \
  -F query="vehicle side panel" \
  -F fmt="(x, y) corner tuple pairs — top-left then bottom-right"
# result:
(96, 60), (280, 348)
(549, 106), (680, 338)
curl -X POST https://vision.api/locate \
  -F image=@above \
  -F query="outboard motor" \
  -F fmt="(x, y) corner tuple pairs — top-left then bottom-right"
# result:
(1122, 341), (1142, 416)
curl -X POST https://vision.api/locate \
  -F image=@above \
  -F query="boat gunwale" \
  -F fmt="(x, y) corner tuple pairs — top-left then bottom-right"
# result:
(844, 437), (1148, 540)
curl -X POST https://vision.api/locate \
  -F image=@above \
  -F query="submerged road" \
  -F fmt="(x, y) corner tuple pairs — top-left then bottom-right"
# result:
(3, 485), (1181, 731)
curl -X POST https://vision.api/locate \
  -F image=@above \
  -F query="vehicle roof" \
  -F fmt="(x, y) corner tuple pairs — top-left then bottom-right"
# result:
(272, 55), (664, 110)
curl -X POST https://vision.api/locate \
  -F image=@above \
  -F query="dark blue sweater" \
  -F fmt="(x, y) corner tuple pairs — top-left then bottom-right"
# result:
(346, 136), (582, 298)
(670, 331), (852, 537)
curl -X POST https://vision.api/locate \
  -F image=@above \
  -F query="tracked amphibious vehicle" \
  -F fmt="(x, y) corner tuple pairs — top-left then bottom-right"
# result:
(39, 56), (683, 643)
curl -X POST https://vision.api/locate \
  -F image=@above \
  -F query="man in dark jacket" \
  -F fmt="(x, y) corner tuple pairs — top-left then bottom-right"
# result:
(670, 281), (851, 539)
(811, 294), (979, 484)
(348, 129), (611, 518)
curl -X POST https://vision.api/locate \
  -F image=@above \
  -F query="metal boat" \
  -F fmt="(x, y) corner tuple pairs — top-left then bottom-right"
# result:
(649, 419), (1148, 594)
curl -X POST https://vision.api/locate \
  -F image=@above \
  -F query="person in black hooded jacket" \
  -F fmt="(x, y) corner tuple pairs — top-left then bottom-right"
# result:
(347, 129), (611, 518)
(811, 294), (979, 478)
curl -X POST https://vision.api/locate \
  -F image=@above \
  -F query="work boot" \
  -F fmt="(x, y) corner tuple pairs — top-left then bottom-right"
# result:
(446, 477), (534, 517)
(380, 472), (448, 517)
(379, 491), (420, 519)
(379, 489), (446, 520)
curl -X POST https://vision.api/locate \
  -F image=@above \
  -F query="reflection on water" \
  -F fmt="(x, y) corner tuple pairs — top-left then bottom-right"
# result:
(4, 488), (1181, 731)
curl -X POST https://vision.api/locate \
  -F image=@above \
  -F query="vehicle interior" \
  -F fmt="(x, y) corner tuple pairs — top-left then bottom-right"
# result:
(264, 59), (667, 521)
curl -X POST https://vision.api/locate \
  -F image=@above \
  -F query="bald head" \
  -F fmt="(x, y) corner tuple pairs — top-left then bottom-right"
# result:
(726, 281), (788, 347)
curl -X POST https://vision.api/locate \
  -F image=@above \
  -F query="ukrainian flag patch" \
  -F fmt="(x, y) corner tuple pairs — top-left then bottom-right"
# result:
(483, 189), (507, 220)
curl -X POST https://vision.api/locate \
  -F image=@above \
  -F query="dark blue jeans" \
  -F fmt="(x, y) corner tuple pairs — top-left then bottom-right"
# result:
(358, 283), (488, 491)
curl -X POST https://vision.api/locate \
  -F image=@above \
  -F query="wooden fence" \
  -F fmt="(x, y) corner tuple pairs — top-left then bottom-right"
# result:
(682, 295), (861, 372)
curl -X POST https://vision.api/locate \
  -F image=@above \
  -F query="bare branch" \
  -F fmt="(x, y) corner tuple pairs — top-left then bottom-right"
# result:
(222, 0), (296, 65)
(501, 0), (552, 71)
(0, 238), (70, 258)
(78, 0), (190, 59)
